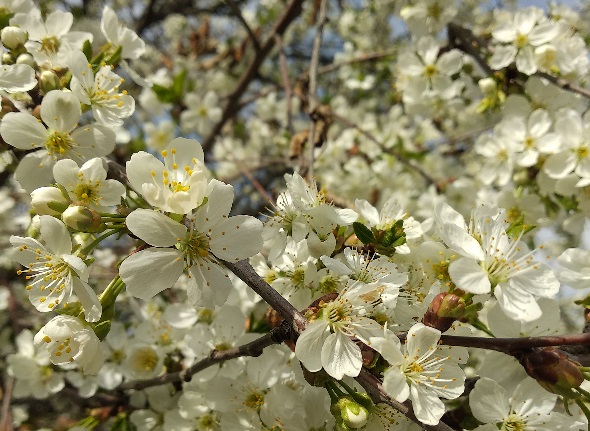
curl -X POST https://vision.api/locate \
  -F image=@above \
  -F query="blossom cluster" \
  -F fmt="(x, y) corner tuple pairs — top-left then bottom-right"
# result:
(2, 1), (590, 431)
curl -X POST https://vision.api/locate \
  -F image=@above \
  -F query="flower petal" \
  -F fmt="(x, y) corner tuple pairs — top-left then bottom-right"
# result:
(321, 331), (363, 379)
(120, 248), (184, 299)
(126, 209), (186, 247)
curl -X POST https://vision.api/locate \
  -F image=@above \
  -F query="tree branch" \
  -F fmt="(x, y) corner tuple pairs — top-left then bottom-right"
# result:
(201, 0), (305, 156)
(120, 320), (292, 390)
(304, 0), (328, 180)
(222, 259), (308, 332)
(225, 0), (261, 52)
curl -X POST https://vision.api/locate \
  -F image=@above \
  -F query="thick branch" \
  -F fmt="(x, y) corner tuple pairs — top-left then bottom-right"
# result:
(431, 332), (590, 354)
(201, 0), (305, 155)
(120, 321), (292, 390)
(222, 259), (308, 332)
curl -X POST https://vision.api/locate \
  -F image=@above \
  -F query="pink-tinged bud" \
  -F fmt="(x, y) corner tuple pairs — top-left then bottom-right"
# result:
(62, 205), (102, 232)
(521, 347), (584, 398)
(423, 292), (465, 332)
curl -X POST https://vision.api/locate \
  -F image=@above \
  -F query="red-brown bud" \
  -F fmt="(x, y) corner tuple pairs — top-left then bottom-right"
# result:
(423, 292), (465, 332)
(521, 347), (584, 398)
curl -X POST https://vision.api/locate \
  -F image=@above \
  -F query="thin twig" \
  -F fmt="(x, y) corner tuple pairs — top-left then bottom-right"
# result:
(225, 0), (261, 52)
(120, 321), (292, 390)
(331, 112), (441, 191)
(201, 0), (305, 156)
(317, 49), (397, 75)
(222, 259), (308, 332)
(0, 376), (14, 431)
(276, 35), (294, 135)
(304, 0), (328, 180)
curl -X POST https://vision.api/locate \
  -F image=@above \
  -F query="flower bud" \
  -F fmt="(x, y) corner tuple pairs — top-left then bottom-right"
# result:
(39, 70), (60, 93)
(1, 52), (14, 65)
(478, 77), (496, 94)
(31, 186), (69, 216)
(423, 292), (465, 332)
(62, 205), (102, 232)
(1, 26), (27, 49)
(521, 347), (584, 398)
(15, 53), (36, 68)
(332, 397), (370, 430)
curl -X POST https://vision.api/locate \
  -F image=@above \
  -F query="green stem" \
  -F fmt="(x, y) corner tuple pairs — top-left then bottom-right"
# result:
(80, 229), (123, 256)
(99, 276), (125, 306)
(338, 379), (359, 397)
(98, 212), (126, 218)
(574, 398), (590, 431)
(324, 381), (340, 403)
(577, 386), (590, 401)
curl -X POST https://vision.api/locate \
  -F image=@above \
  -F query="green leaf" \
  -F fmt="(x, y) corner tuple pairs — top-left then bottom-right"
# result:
(353, 222), (375, 244)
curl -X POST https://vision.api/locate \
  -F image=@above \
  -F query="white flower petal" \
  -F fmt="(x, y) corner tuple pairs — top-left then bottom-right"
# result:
(126, 209), (186, 247)
(40, 90), (81, 132)
(469, 378), (510, 423)
(321, 331), (362, 379)
(120, 248), (184, 299)
(449, 258), (491, 294)
(209, 215), (263, 261)
(295, 320), (330, 373)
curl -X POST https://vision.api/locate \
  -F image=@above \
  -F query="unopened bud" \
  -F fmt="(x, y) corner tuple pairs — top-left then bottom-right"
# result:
(1, 26), (27, 49)
(1, 52), (14, 65)
(423, 292), (465, 332)
(31, 186), (69, 216)
(25, 215), (41, 238)
(62, 205), (102, 232)
(478, 77), (496, 94)
(521, 347), (584, 398)
(39, 70), (60, 93)
(332, 397), (370, 430)
(15, 53), (36, 68)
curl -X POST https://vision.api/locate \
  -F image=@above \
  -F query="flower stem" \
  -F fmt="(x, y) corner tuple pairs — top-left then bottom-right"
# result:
(79, 228), (123, 256)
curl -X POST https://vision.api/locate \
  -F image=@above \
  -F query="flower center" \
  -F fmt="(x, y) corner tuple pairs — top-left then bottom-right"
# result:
(178, 230), (211, 267)
(576, 145), (589, 160)
(45, 130), (74, 157)
(73, 181), (102, 205)
(424, 64), (438, 78)
(502, 414), (526, 431)
(243, 391), (265, 411)
(132, 347), (159, 372)
(427, 2), (442, 19)
(197, 412), (220, 431)
(41, 35), (60, 54)
(524, 136), (535, 149)
(515, 33), (528, 49)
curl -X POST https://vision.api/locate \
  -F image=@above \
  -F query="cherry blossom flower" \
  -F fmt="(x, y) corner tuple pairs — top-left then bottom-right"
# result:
(10, 215), (101, 322)
(34, 315), (104, 375)
(120, 180), (263, 308)
(489, 7), (561, 75)
(435, 202), (559, 321)
(0, 90), (115, 192)
(371, 323), (467, 426)
(53, 158), (125, 211)
(126, 138), (209, 214)
(69, 50), (135, 127)
(469, 377), (584, 431)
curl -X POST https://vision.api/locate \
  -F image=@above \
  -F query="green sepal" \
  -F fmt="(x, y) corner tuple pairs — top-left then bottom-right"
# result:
(353, 222), (375, 244)
(575, 295), (590, 309)
(92, 301), (115, 341)
(104, 45), (123, 66)
(82, 39), (93, 60)
(506, 214), (535, 239)
(56, 301), (83, 317)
